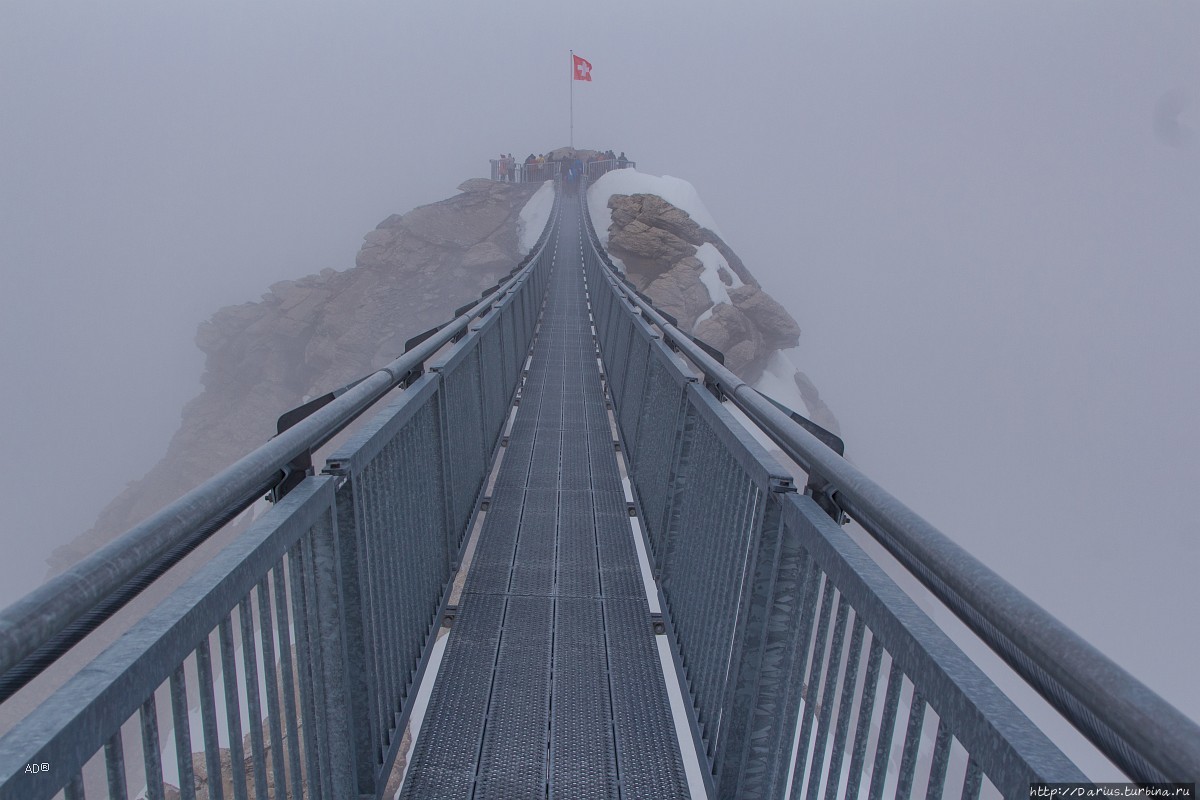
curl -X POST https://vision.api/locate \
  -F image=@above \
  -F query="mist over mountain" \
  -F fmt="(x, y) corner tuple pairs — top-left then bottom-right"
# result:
(51, 169), (835, 577)
(2, 0), (1195, 753)
(47, 179), (541, 570)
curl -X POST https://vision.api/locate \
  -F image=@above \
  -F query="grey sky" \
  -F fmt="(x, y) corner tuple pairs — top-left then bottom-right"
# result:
(1, 0), (1196, 748)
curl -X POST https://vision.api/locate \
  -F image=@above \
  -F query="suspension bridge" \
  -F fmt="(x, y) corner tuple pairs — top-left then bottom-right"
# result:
(0, 182), (1195, 799)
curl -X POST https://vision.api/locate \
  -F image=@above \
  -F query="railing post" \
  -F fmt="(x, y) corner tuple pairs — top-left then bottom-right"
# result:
(430, 370), (461, 568)
(717, 487), (816, 799)
(308, 504), (364, 798)
(656, 393), (697, 593)
(327, 475), (380, 796)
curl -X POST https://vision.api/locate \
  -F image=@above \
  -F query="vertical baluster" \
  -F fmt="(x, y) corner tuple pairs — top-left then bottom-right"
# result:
(273, 564), (304, 798)
(763, 549), (822, 800)
(924, 719), (952, 800)
(789, 576), (836, 797)
(392, 434), (421, 712)
(844, 637), (884, 799)
(380, 448), (406, 716)
(196, 638), (225, 800)
(256, 577), (288, 800)
(104, 730), (129, 800)
(367, 453), (396, 772)
(711, 479), (764, 770)
(354, 461), (383, 751)
(393, 433), (418, 718)
(169, 666), (196, 800)
(140, 693), (165, 800)
(961, 759), (983, 800)
(334, 470), (384, 790)
(412, 421), (436, 690)
(417, 417), (446, 652)
(63, 771), (86, 800)
(823, 616), (867, 800)
(412, 418), (441, 660)
(495, 306), (510, 410)
(375, 447), (403, 724)
(289, 542), (325, 797)
(866, 662), (905, 800)
(308, 489), (364, 798)
(238, 595), (269, 799)
(218, 615), (249, 800)
(684, 427), (723, 750)
(804, 597), (851, 800)
(895, 691), (926, 800)
(370, 446), (395, 739)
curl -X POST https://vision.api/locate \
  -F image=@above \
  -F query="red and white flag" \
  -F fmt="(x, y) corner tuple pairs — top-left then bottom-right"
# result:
(572, 54), (592, 82)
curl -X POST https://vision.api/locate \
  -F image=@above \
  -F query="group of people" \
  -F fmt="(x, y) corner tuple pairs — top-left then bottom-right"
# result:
(492, 149), (633, 184)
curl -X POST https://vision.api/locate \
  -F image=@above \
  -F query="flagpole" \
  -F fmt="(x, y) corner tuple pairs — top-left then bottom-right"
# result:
(569, 50), (574, 149)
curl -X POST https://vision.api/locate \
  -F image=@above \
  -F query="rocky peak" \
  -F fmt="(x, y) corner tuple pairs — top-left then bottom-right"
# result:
(48, 178), (540, 575)
(608, 193), (758, 288)
(51, 172), (838, 577)
(605, 193), (799, 381)
(591, 183), (838, 436)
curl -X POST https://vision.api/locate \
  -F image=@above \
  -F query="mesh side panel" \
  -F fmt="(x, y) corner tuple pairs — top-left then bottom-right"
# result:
(607, 316), (633, 403)
(617, 334), (651, 451)
(441, 346), (487, 543)
(629, 354), (687, 560)
(478, 321), (508, 451)
(662, 405), (763, 750)
(503, 302), (524, 385)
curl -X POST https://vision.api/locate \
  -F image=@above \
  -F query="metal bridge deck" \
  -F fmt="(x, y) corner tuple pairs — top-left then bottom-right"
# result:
(400, 194), (690, 799)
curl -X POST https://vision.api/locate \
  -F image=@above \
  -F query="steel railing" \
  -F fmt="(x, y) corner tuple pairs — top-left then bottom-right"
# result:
(579, 179), (1200, 795)
(490, 157), (636, 184)
(0, 188), (561, 799)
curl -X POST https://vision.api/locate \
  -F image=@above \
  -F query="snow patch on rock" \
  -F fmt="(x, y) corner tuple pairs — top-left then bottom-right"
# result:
(518, 180), (556, 254)
(695, 243), (732, 307)
(754, 349), (811, 417)
(587, 169), (723, 245)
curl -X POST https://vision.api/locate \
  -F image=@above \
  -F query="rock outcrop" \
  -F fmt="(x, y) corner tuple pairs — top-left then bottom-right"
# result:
(604, 193), (804, 386)
(48, 179), (541, 573)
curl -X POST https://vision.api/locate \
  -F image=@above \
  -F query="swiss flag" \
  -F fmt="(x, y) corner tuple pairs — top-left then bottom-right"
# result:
(572, 54), (592, 82)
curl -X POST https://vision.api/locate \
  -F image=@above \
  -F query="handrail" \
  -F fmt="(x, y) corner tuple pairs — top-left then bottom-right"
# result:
(579, 183), (1200, 783)
(0, 194), (560, 698)
(489, 157), (637, 184)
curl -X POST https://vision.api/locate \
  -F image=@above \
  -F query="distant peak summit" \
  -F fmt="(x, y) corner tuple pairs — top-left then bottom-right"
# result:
(587, 169), (838, 434)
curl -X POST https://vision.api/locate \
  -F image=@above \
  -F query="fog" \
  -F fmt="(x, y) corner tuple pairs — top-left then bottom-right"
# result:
(1, 0), (1196, 745)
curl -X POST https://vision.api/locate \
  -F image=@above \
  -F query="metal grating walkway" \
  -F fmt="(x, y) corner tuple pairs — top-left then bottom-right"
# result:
(400, 193), (691, 799)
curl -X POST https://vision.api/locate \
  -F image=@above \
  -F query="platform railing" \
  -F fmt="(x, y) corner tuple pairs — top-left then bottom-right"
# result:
(0, 189), (560, 800)
(489, 157), (636, 184)
(579, 181), (1200, 796)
